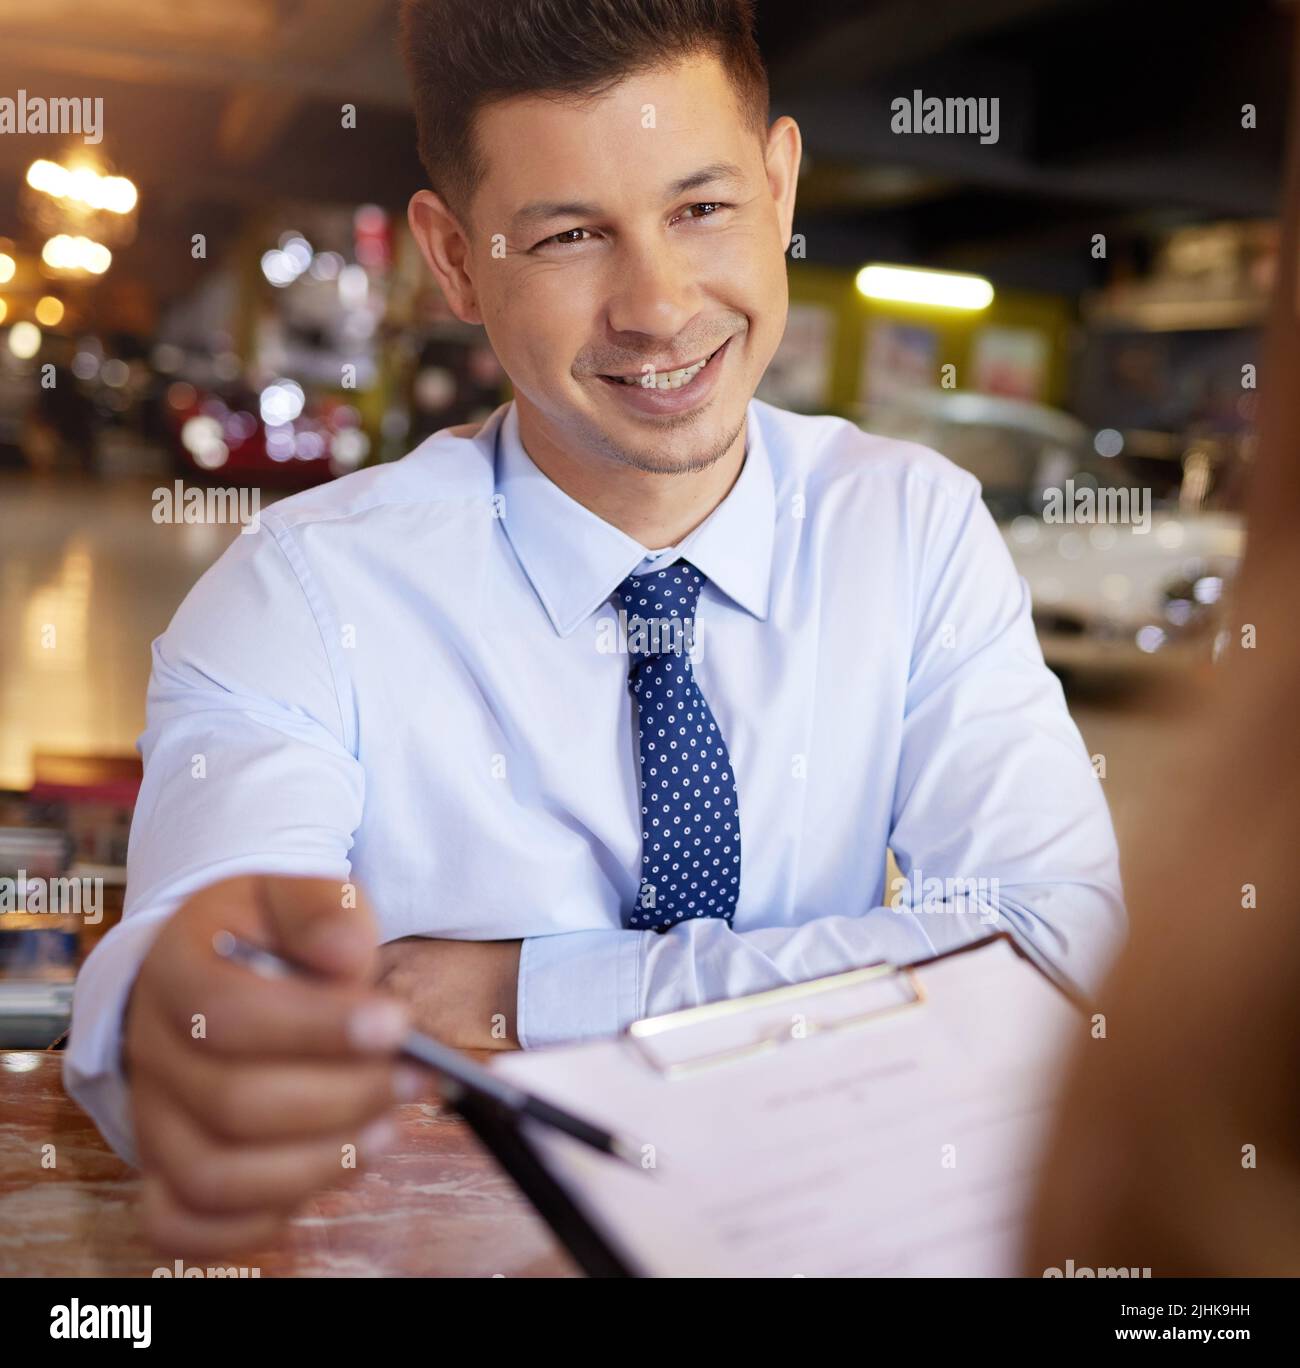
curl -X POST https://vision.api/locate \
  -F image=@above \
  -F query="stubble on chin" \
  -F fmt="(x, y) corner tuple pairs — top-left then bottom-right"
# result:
(593, 412), (748, 476)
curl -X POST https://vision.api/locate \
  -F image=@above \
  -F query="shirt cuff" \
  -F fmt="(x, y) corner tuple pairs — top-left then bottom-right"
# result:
(62, 909), (172, 1168)
(516, 928), (643, 1049)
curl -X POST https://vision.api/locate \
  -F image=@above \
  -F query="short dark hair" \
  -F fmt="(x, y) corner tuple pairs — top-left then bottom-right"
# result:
(400, 0), (770, 225)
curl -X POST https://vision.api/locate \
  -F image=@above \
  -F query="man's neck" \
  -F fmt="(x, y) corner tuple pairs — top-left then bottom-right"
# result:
(514, 402), (746, 549)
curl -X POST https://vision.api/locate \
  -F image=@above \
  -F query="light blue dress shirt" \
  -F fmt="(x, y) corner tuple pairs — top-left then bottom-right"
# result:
(64, 398), (1125, 1164)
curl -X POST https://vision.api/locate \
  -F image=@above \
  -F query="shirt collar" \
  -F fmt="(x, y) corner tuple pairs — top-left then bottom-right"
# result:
(495, 399), (774, 637)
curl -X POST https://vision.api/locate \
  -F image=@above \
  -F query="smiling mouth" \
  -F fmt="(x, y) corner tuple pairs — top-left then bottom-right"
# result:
(598, 341), (727, 391)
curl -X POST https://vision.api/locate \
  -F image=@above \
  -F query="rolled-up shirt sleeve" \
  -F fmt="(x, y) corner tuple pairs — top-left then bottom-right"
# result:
(517, 475), (1125, 1046)
(63, 517), (365, 1165)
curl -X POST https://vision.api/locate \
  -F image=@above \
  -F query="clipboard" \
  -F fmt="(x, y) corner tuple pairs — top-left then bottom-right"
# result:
(627, 929), (1088, 1078)
(468, 930), (1087, 1277)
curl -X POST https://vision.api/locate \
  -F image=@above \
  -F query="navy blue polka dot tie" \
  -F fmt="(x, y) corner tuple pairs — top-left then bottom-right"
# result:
(613, 560), (741, 931)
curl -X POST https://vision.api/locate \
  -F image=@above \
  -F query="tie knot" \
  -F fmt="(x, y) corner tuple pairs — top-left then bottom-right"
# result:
(614, 559), (704, 661)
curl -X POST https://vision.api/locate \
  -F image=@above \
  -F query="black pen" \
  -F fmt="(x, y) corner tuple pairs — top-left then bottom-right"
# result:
(211, 930), (642, 1168)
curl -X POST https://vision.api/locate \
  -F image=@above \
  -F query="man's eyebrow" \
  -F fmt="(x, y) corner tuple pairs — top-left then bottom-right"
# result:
(664, 159), (747, 198)
(508, 160), (748, 233)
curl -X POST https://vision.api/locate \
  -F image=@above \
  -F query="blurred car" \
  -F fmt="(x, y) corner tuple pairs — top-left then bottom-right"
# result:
(163, 379), (371, 488)
(857, 391), (1246, 673)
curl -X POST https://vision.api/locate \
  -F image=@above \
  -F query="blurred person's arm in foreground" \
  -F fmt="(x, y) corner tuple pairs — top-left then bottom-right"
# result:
(1027, 29), (1300, 1273)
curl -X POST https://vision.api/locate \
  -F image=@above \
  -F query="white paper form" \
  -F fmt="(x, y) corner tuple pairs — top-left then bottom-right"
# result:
(491, 939), (1085, 1276)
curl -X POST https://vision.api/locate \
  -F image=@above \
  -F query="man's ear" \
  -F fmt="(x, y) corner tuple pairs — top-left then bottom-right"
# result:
(764, 115), (802, 252)
(408, 189), (483, 325)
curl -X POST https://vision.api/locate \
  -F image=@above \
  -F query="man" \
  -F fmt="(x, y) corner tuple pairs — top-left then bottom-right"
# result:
(66, 0), (1123, 1256)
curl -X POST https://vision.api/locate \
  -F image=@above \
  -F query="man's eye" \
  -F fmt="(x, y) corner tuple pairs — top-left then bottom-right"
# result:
(680, 202), (728, 220)
(531, 205), (728, 251)
(535, 227), (591, 250)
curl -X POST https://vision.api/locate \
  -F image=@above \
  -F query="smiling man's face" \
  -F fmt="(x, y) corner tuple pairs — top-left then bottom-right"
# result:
(424, 53), (799, 478)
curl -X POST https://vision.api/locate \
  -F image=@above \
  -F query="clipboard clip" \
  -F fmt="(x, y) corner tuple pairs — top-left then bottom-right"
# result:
(627, 960), (926, 1079)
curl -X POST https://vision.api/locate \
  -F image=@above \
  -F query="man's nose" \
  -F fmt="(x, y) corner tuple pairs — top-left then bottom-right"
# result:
(604, 236), (699, 340)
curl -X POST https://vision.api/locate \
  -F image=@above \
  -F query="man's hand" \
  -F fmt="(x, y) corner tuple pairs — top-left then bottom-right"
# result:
(375, 938), (522, 1050)
(124, 874), (422, 1258)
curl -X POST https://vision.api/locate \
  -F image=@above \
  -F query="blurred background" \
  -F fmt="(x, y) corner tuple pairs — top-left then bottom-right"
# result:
(0, 0), (1292, 1044)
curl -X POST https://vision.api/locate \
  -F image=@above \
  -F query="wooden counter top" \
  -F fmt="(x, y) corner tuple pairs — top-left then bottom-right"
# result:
(0, 1051), (577, 1277)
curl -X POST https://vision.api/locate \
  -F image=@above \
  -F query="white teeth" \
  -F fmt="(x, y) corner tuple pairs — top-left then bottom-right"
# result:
(617, 349), (714, 390)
